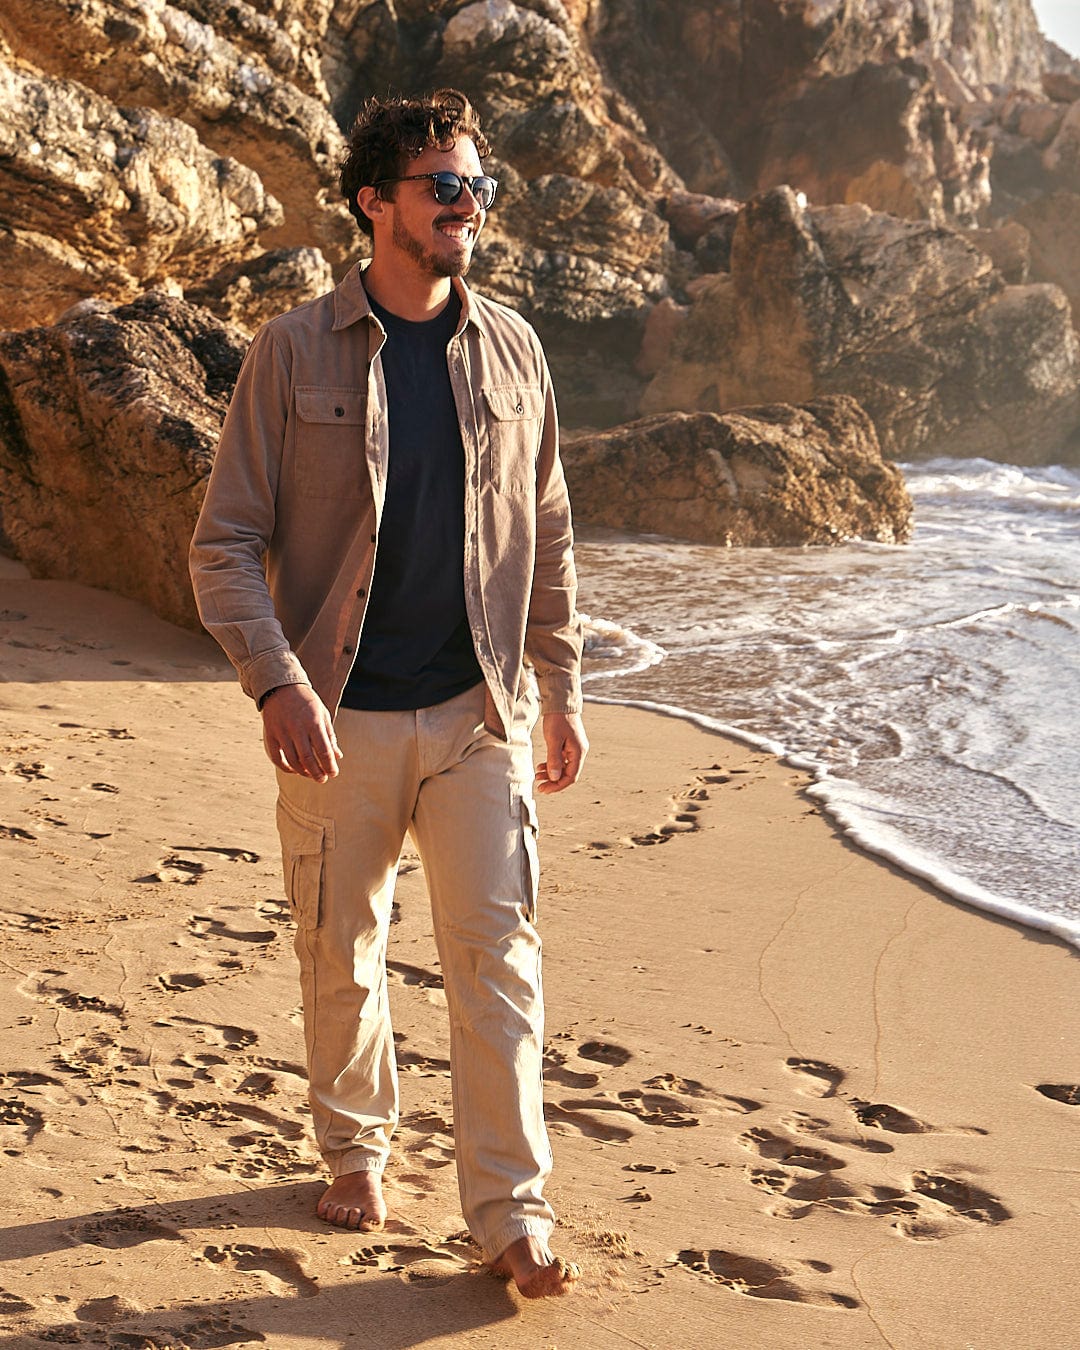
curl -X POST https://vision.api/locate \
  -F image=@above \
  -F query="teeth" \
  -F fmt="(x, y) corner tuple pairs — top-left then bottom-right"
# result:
(439, 223), (473, 240)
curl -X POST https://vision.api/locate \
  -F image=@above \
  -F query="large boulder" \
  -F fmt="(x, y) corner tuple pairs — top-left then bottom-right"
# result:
(752, 60), (991, 226)
(642, 187), (1080, 462)
(1011, 191), (1080, 328)
(0, 59), (282, 328)
(185, 246), (334, 334)
(562, 395), (912, 546)
(0, 0), (354, 264)
(0, 294), (243, 628)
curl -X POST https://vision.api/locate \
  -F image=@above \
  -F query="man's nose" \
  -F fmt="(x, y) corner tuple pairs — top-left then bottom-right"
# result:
(454, 181), (484, 213)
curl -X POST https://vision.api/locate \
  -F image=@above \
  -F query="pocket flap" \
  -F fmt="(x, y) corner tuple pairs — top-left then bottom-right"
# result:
(295, 387), (366, 425)
(277, 796), (335, 855)
(483, 385), (543, 421)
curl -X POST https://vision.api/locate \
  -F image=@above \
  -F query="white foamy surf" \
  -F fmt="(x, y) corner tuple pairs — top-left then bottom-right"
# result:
(576, 458), (1080, 949)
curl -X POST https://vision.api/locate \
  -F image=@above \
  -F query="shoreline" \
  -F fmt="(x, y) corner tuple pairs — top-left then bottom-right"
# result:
(583, 691), (1080, 951)
(1, 571), (1079, 1347)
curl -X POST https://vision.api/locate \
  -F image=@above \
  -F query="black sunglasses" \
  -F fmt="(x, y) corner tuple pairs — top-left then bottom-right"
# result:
(373, 171), (499, 210)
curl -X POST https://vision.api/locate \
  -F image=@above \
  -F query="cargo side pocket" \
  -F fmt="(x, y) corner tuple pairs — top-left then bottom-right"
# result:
(276, 796), (334, 930)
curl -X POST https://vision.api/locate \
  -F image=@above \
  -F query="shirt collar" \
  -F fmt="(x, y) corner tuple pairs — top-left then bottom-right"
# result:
(332, 260), (487, 337)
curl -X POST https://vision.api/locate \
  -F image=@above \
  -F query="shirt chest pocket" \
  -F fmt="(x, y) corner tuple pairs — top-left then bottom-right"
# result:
(293, 386), (368, 499)
(482, 384), (543, 494)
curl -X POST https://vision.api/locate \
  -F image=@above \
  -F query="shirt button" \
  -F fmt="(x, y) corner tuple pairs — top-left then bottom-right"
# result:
(515, 402), (524, 414)
(335, 406), (345, 417)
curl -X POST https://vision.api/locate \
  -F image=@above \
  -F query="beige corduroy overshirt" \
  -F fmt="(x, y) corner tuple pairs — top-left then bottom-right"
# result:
(188, 262), (583, 741)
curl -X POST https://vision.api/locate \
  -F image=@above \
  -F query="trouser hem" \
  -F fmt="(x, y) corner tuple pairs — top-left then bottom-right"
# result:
(326, 1149), (387, 1179)
(481, 1216), (555, 1266)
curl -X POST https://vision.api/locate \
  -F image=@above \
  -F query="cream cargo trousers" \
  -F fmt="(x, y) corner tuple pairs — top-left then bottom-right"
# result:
(275, 681), (553, 1262)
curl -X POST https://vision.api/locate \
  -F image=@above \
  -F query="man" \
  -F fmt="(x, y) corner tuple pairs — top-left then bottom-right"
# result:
(189, 89), (586, 1299)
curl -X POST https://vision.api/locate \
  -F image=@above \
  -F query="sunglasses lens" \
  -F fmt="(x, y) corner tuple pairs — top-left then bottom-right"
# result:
(432, 173), (463, 205)
(430, 173), (498, 209)
(473, 177), (497, 209)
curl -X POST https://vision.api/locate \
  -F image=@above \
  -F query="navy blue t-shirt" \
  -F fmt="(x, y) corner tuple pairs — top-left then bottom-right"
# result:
(340, 290), (483, 711)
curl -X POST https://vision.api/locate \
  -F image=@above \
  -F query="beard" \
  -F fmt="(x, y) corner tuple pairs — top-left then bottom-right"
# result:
(392, 211), (474, 278)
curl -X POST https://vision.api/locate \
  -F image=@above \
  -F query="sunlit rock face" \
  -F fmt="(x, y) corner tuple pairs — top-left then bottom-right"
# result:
(1, 0), (1079, 627)
(641, 188), (1080, 464)
(0, 294), (246, 628)
(562, 394), (914, 546)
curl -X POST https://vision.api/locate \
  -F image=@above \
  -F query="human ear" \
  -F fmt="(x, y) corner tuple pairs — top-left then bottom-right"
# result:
(356, 185), (386, 227)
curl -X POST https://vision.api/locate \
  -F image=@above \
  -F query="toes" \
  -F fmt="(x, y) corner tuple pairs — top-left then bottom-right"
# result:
(317, 1202), (365, 1230)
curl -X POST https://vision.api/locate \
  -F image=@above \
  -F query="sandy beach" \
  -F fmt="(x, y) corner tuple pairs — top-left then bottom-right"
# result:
(1, 558), (1078, 1350)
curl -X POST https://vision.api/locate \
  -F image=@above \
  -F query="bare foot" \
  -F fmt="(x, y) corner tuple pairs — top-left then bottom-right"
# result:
(316, 1170), (387, 1231)
(489, 1235), (580, 1298)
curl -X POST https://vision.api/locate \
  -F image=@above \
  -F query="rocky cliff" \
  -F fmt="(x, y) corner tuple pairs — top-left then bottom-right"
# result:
(1, 0), (1078, 612)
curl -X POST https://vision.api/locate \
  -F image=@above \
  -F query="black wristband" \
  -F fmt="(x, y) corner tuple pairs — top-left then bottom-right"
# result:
(257, 685), (285, 711)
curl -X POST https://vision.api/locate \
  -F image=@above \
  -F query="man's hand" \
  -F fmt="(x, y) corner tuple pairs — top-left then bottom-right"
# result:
(535, 712), (588, 795)
(261, 684), (342, 783)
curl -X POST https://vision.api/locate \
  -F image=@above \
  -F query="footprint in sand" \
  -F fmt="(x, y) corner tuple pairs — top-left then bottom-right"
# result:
(0, 1288), (34, 1315)
(200, 1243), (319, 1298)
(740, 1127), (847, 1172)
(0, 1096), (45, 1144)
(188, 914), (276, 945)
(67, 1209), (184, 1250)
(577, 1039), (632, 1067)
(403, 1110), (457, 1168)
(543, 1047), (600, 1088)
(20, 978), (123, 1019)
(545, 1101), (635, 1143)
(344, 1237), (474, 1283)
(162, 1015), (259, 1051)
(158, 972), (209, 993)
(749, 1110), (1012, 1241)
(785, 1057), (845, 1098)
(670, 1248), (858, 1309)
(386, 959), (444, 989)
(397, 1046), (452, 1077)
(1, 760), (50, 780)
(218, 1133), (321, 1181)
(0, 824), (36, 842)
(780, 1109), (894, 1155)
(1036, 1084), (1080, 1106)
(134, 855), (208, 885)
(59, 723), (134, 741)
(171, 844), (261, 864)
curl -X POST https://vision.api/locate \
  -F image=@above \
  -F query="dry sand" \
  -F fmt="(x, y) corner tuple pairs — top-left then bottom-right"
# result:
(1, 559), (1078, 1349)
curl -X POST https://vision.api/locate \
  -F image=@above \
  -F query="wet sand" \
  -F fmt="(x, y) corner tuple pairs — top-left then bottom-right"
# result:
(1, 560), (1078, 1348)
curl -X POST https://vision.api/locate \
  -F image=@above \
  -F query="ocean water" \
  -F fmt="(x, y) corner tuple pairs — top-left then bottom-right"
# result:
(576, 457), (1080, 947)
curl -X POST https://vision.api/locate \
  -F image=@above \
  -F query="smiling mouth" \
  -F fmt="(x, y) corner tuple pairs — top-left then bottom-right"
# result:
(436, 219), (478, 243)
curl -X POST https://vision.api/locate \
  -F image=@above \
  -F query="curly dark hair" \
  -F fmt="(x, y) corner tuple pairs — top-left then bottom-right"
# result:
(340, 89), (491, 237)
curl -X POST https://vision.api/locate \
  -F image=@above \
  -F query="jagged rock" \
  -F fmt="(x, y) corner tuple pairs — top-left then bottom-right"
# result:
(0, 59), (282, 329)
(1015, 99), (1066, 146)
(962, 221), (1030, 283)
(187, 247), (334, 333)
(752, 60), (991, 226)
(1042, 100), (1080, 193)
(635, 298), (689, 378)
(0, 0), (354, 263)
(561, 395), (912, 546)
(0, 293), (244, 627)
(641, 187), (1080, 463)
(592, 0), (1047, 207)
(661, 191), (740, 272)
(1012, 192), (1080, 327)
(433, 2), (673, 311)
(1043, 70), (1080, 104)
